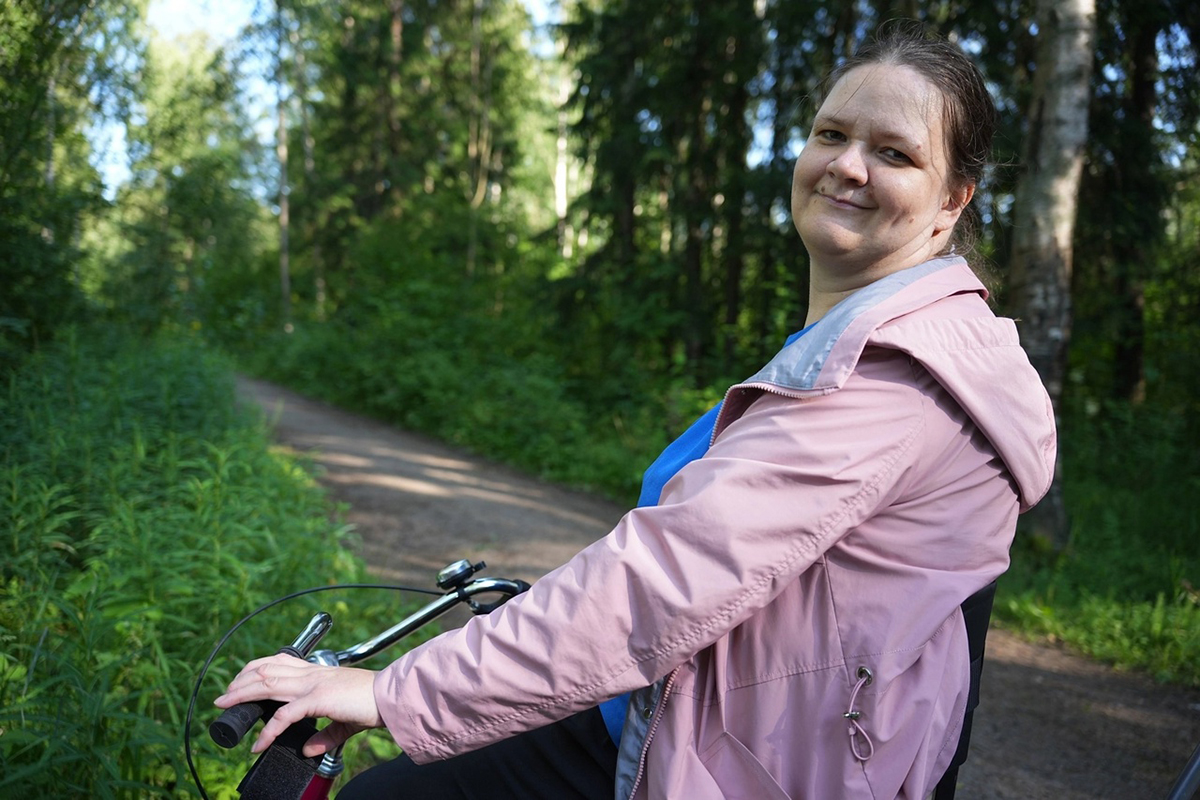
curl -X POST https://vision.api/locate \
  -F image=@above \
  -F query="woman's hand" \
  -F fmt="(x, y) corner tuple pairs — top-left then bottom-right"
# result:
(214, 654), (384, 757)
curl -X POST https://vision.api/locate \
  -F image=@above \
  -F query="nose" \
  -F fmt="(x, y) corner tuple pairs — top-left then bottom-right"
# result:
(827, 144), (868, 185)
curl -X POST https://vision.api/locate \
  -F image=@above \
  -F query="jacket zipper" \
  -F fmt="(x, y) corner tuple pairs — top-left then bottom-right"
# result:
(626, 667), (680, 799)
(710, 382), (819, 446)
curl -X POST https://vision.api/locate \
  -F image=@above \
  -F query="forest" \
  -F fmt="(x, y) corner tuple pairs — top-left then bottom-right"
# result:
(2, 0), (1200, 795)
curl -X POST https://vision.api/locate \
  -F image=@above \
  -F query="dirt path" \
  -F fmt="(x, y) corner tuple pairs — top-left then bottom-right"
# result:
(237, 375), (1200, 799)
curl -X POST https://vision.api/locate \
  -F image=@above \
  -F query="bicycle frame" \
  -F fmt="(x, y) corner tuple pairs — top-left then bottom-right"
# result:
(210, 561), (530, 800)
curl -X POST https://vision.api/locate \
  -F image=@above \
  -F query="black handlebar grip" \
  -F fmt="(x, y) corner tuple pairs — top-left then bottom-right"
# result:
(209, 699), (281, 749)
(209, 644), (305, 749)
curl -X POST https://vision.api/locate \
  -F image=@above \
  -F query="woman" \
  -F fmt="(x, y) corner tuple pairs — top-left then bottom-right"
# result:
(217, 22), (1057, 799)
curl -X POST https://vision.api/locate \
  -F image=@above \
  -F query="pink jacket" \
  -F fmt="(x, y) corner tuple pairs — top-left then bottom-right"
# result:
(374, 256), (1057, 799)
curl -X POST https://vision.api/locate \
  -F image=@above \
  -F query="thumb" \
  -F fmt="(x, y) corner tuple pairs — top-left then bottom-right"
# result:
(303, 721), (366, 758)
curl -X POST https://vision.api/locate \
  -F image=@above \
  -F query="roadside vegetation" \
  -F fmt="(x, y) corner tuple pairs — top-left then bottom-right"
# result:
(0, 329), (417, 797)
(1000, 402), (1200, 686)
(2, 1), (1199, 795)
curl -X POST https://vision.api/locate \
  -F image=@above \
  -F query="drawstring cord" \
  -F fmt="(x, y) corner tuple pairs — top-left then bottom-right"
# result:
(844, 666), (875, 762)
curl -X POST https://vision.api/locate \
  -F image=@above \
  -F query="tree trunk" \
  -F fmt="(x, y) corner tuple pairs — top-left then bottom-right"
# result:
(683, 93), (711, 381)
(555, 70), (572, 258)
(338, 13), (364, 225)
(386, 0), (404, 205)
(722, 77), (749, 374)
(291, 20), (326, 321)
(44, 72), (56, 193)
(1110, 15), (1160, 404)
(1008, 0), (1096, 549)
(834, 2), (859, 62)
(42, 70), (57, 247)
(466, 0), (496, 277)
(276, 0), (292, 331)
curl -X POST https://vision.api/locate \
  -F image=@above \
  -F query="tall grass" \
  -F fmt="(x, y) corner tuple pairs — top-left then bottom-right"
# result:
(0, 327), (427, 797)
(999, 402), (1200, 685)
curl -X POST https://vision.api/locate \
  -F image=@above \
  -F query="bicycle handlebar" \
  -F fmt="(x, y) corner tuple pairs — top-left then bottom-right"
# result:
(333, 577), (530, 666)
(207, 570), (530, 751)
(209, 613), (333, 749)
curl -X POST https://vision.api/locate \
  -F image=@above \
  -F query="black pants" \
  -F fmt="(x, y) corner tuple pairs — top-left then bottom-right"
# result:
(336, 707), (619, 800)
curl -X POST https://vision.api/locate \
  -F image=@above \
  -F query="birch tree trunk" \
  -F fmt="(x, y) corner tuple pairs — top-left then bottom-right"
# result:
(1008, 0), (1096, 549)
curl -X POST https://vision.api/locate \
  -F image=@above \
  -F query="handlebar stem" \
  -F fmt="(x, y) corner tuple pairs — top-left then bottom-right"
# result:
(290, 613), (334, 656)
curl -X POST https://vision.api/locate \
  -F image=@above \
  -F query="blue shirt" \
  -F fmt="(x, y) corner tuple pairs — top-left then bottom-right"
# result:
(597, 325), (812, 745)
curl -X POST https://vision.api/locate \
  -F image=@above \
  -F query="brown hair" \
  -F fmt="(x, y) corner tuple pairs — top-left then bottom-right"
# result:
(817, 20), (998, 261)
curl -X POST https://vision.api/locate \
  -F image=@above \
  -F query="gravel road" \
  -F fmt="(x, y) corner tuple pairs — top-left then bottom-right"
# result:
(237, 375), (1200, 799)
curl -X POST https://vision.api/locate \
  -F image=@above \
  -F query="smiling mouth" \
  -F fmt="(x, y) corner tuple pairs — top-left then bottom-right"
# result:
(818, 193), (869, 210)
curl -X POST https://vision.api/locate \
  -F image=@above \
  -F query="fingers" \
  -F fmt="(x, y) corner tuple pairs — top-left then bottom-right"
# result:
(302, 721), (366, 758)
(214, 654), (317, 708)
(213, 658), (383, 754)
(253, 696), (315, 753)
(254, 703), (365, 755)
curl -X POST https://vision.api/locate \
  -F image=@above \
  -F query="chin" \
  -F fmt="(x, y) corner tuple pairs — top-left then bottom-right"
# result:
(799, 230), (864, 257)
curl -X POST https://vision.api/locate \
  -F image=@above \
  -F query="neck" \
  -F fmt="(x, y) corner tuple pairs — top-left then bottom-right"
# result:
(804, 241), (953, 326)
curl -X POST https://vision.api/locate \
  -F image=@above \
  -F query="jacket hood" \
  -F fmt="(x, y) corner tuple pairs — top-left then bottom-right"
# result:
(743, 256), (1057, 511)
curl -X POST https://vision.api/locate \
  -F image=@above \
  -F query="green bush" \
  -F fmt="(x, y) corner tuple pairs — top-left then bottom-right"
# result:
(239, 265), (658, 504)
(999, 401), (1200, 686)
(0, 327), (429, 797)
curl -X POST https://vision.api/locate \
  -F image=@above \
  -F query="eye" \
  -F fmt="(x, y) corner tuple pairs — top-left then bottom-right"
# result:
(881, 147), (912, 164)
(816, 129), (847, 144)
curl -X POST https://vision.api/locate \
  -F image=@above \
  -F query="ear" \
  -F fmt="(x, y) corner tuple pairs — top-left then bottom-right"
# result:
(934, 182), (975, 233)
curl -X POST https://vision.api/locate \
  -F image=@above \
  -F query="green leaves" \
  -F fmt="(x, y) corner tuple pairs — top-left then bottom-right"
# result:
(999, 400), (1200, 686)
(0, 327), (418, 796)
(0, 1), (141, 355)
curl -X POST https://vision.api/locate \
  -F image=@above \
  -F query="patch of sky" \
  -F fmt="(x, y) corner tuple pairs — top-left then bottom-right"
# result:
(94, 0), (555, 198)
(636, 109), (662, 133)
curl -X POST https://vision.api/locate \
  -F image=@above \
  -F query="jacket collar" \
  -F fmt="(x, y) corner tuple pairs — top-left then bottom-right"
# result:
(717, 255), (1055, 511)
(746, 256), (983, 394)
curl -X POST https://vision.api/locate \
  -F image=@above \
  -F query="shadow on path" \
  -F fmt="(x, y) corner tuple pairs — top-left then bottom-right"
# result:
(236, 375), (624, 589)
(236, 374), (1200, 800)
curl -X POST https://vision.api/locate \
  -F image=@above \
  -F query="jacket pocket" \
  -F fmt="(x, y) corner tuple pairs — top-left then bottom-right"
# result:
(699, 732), (791, 800)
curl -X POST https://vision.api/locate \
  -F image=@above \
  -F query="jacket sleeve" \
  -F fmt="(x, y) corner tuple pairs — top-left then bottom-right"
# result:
(373, 349), (930, 762)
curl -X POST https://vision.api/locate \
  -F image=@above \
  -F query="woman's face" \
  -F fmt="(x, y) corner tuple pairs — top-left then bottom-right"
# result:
(791, 64), (970, 278)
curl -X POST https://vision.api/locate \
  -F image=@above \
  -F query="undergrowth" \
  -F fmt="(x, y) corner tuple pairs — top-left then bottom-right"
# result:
(0, 327), (433, 798)
(998, 402), (1200, 686)
(237, 308), (674, 506)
